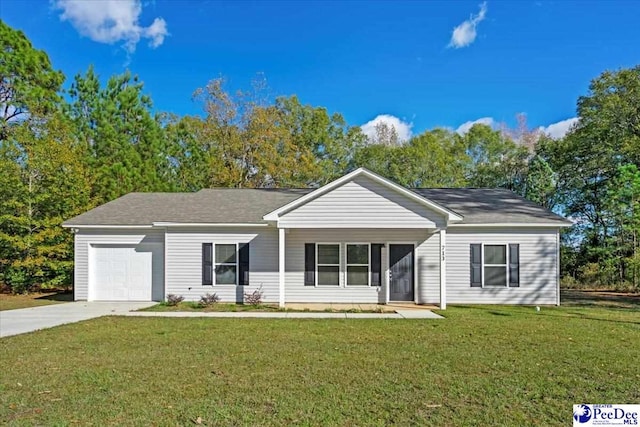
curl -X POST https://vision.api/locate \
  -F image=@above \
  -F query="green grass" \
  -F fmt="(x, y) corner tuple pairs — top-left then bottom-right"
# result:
(1, 305), (638, 426)
(0, 291), (72, 311)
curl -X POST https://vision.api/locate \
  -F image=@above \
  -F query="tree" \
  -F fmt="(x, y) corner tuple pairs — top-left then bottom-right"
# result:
(606, 164), (640, 289)
(560, 66), (640, 242)
(354, 128), (468, 188)
(0, 20), (64, 140)
(523, 153), (556, 208)
(368, 121), (400, 146)
(171, 78), (338, 189)
(276, 95), (365, 185)
(0, 113), (93, 292)
(67, 66), (172, 203)
(541, 66), (640, 288)
(462, 123), (528, 190)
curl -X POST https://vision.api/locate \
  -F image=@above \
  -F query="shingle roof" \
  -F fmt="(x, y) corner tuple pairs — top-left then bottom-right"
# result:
(63, 189), (311, 226)
(63, 187), (570, 227)
(412, 188), (571, 225)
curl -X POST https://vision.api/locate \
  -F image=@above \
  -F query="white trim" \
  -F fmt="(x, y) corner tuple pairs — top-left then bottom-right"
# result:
(448, 223), (571, 228)
(440, 229), (446, 310)
(481, 243), (509, 288)
(278, 228), (285, 308)
(202, 242), (250, 287)
(88, 243), (94, 301)
(315, 243), (341, 287)
(153, 222), (269, 228)
(386, 242), (417, 303)
(263, 168), (463, 222)
(556, 231), (561, 306)
(164, 231), (168, 301)
(62, 224), (154, 229)
(345, 243), (371, 287)
(212, 243), (240, 286)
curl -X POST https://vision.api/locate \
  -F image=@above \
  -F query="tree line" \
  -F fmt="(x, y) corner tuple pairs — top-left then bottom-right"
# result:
(1, 21), (638, 293)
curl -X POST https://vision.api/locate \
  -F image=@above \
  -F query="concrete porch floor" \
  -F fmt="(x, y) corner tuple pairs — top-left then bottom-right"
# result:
(284, 303), (439, 312)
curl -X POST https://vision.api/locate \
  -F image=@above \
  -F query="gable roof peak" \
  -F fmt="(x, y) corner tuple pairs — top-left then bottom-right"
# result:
(262, 167), (463, 223)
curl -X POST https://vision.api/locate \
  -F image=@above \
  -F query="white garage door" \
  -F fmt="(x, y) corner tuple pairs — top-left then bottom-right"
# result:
(91, 244), (154, 301)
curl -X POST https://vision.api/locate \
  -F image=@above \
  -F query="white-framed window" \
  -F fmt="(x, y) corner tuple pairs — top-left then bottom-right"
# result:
(346, 243), (370, 286)
(483, 244), (507, 287)
(316, 243), (340, 286)
(471, 243), (519, 288)
(215, 243), (238, 285)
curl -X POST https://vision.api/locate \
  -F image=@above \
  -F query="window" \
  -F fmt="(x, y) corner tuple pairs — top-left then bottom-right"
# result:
(317, 244), (340, 286)
(346, 244), (370, 286)
(215, 244), (237, 285)
(202, 243), (250, 286)
(484, 245), (507, 287)
(470, 243), (520, 288)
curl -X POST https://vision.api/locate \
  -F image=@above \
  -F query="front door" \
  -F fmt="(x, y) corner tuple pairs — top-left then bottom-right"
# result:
(389, 244), (414, 301)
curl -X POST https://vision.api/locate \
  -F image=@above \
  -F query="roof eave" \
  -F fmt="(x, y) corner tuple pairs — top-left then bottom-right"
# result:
(61, 224), (154, 229)
(448, 222), (573, 228)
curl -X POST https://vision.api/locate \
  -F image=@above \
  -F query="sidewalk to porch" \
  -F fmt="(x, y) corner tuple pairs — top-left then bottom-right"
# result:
(283, 303), (439, 312)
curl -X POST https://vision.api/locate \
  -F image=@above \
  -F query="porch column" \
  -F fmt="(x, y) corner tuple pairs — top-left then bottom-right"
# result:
(278, 227), (286, 308)
(440, 229), (447, 310)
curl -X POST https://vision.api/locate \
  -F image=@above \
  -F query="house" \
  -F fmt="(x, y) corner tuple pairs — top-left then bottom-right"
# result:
(62, 168), (572, 309)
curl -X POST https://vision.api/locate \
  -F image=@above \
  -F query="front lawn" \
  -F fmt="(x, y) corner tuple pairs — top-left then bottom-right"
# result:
(1, 306), (638, 425)
(0, 291), (72, 311)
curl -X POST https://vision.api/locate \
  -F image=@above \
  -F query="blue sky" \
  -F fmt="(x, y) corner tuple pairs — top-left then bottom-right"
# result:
(2, 0), (639, 139)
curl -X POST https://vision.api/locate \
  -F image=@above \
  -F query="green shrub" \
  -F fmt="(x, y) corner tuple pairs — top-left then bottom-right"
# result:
(7, 267), (31, 294)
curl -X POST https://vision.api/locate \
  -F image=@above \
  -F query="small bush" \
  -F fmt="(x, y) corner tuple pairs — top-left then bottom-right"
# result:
(243, 285), (264, 306)
(199, 292), (220, 307)
(166, 294), (184, 306)
(7, 267), (31, 294)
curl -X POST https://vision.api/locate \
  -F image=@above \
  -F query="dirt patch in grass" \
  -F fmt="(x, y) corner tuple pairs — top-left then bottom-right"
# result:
(561, 289), (640, 309)
(0, 291), (73, 311)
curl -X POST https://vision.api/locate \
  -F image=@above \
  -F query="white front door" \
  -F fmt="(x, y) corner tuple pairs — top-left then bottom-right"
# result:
(91, 244), (153, 301)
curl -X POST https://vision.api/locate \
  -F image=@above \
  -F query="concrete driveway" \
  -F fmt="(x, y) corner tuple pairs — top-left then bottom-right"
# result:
(0, 301), (155, 338)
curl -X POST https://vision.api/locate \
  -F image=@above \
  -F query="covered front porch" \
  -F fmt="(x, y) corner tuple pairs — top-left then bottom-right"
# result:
(261, 168), (460, 310)
(275, 227), (448, 309)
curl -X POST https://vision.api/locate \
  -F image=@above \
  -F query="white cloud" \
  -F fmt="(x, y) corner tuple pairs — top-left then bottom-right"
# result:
(448, 2), (488, 49)
(455, 117), (495, 135)
(455, 116), (578, 140)
(361, 114), (413, 143)
(539, 117), (579, 139)
(54, 0), (169, 53)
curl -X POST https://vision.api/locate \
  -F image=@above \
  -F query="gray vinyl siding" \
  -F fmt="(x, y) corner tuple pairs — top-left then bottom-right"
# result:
(278, 175), (446, 228)
(165, 227), (279, 303)
(446, 228), (559, 304)
(284, 229), (440, 304)
(73, 229), (164, 301)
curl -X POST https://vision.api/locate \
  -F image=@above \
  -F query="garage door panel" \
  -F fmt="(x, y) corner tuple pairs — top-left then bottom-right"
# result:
(91, 244), (156, 301)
